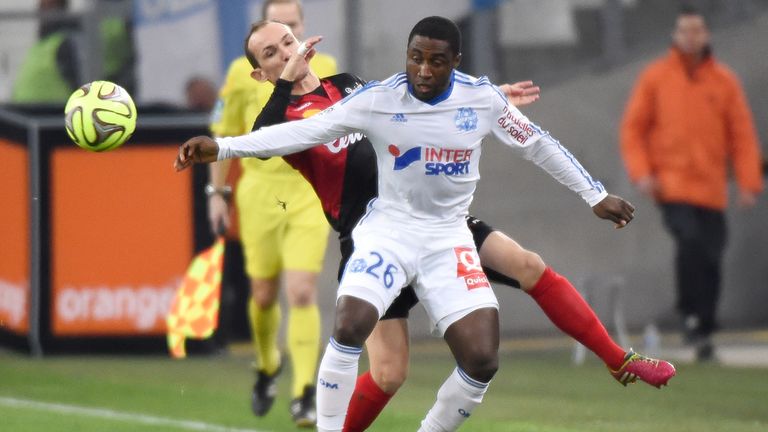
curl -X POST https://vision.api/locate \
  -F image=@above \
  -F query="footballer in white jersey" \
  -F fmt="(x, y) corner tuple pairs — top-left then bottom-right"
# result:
(215, 68), (608, 331)
(176, 16), (636, 432)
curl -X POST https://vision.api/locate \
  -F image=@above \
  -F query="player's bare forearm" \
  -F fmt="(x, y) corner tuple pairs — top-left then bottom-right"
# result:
(592, 194), (635, 229)
(174, 136), (219, 171)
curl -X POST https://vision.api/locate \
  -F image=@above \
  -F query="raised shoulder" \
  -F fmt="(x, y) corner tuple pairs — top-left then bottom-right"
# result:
(339, 72), (407, 104)
(372, 72), (408, 91)
(453, 70), (508, 104)
(326, 73), (367, 93)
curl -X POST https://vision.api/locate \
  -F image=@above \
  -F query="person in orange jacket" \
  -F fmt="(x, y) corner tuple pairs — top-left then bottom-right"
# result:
(620, 5), (763, 361)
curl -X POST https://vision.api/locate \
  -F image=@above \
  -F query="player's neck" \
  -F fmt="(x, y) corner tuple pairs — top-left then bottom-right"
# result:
(292, 73), (321, 95)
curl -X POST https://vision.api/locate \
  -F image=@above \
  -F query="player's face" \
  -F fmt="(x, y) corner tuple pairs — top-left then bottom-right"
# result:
(248, 22), (299, 84)
(406, 35), (461, 102)
(673, 15), (709, 57)
(265, 2), (305, 41)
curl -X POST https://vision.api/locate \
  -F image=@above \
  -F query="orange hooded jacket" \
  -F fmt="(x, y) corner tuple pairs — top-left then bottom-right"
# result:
(620, 48), (763, 210)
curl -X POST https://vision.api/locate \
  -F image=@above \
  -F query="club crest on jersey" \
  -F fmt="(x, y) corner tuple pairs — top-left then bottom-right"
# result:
(348, 258), (368, 273)
(455, 107), (478, 132)
(454, 247), (490, 290)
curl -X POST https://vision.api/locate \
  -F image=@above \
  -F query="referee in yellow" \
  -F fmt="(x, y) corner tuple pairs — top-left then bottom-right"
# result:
(207, 0), (336, 427)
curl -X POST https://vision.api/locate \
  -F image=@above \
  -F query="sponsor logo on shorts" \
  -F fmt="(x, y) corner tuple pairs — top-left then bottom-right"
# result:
(389, 145), (473, 176)
(454, 247), (490, 290)
(463, 273), (490, 290)
(497, 105), (535, 144)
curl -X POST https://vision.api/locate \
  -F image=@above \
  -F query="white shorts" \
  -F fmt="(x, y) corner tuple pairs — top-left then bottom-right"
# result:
(338, 210), (499, 335)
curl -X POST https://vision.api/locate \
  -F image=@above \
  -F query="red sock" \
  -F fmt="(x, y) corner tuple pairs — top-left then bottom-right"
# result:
(528, 267), (627, 369)
(343, 371), (394, 432)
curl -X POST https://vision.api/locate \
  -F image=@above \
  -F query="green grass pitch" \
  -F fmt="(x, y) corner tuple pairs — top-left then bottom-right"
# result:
(1, 343), (766, 431)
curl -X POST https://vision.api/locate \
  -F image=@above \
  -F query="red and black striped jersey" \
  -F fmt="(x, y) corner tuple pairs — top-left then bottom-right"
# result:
(252, 73), (377, 236)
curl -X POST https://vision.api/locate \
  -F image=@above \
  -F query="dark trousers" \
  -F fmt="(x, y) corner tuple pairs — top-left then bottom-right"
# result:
(660, 203), (727, 337)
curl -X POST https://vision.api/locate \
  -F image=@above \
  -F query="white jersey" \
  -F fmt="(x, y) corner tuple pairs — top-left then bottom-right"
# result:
(217, 71), (607, 229)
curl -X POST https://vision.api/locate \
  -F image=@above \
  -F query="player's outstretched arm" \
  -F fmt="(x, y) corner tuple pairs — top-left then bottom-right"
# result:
(174, 136), (219, 171)
(592, 194), (635, 228)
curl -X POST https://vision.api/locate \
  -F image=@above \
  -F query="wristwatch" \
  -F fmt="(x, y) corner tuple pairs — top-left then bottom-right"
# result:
(204, 184), (232, 197)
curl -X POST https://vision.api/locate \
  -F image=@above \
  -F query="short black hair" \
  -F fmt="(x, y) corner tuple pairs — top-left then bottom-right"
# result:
(407, 16), (461, 57)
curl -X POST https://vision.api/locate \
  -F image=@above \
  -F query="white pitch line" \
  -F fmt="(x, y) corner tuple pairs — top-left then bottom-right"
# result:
(0, 396), (269, 432)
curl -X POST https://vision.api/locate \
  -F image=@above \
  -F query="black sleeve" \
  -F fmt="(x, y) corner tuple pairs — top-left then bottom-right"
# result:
(252, 78), (293, 131)
(326, 73), (367, 95)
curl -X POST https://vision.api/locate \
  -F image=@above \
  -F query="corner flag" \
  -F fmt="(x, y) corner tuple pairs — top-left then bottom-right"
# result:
(166, 237), (225, 358)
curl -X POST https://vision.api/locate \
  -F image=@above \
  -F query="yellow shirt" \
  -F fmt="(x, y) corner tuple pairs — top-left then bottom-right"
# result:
(210, 54), (338, 176)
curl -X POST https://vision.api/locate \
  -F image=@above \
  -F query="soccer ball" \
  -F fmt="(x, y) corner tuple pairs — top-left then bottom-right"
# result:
(64, 80), (136, 152)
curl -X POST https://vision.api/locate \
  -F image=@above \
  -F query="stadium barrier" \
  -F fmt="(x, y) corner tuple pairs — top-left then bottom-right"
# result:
(0, 106), (215, 355)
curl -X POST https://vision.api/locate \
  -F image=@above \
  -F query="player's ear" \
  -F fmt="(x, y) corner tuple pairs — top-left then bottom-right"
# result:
(453, 52), (462, 68)
(251, 68), (268, 82)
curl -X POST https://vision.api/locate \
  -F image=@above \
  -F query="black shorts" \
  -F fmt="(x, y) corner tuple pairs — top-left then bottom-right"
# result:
(337, 215), (520, 321)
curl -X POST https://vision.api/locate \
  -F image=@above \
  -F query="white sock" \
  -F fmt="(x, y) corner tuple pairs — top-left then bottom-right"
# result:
(418, 367), (490, 432)
(316, 337), (362, 432)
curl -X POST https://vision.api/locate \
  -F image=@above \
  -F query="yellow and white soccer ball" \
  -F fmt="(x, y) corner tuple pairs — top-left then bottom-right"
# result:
(64, 80), (137, 152)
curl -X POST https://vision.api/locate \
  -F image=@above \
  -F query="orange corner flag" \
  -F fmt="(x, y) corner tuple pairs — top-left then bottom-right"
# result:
(166, 237), (225, 358)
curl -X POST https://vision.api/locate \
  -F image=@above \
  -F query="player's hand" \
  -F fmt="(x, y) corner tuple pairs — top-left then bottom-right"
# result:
(592, 194), (635, 229)
(174, 136), (219, 171)
(500, 81), (540, 107)
(281, 35), (323, 82)
(208, 194), (230, 235)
